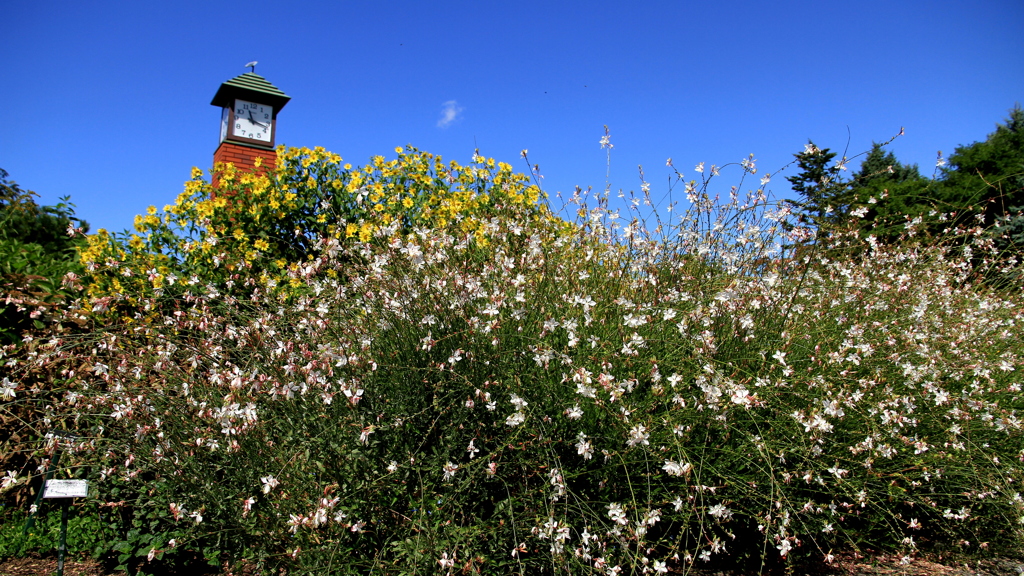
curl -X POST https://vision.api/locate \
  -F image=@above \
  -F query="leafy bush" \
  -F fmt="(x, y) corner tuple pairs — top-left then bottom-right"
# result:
(0, 168), (88, 343)
(0, 502), (118, 560)
(3, 144), (1023, 575)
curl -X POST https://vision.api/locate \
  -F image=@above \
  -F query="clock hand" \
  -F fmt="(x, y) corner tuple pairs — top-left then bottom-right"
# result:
(247, 110), (268, 129)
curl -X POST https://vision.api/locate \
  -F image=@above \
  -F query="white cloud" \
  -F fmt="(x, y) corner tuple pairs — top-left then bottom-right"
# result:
(437, 100), (463, 128)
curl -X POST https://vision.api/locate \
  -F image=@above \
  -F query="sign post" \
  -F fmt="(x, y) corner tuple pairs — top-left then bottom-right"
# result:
(43, 480), (89, 576)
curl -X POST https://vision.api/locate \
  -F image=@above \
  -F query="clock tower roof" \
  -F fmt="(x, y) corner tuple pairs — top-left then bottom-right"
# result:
(211, 72), (291, 111)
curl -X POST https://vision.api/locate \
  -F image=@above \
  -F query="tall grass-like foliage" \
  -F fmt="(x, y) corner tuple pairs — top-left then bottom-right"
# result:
(2, 145), (1023, 575)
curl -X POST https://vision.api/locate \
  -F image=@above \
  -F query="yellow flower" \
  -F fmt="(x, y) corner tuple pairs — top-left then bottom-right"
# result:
(359, 222), (374, 242)
(147, 205), (157, 215)
(191, 167), (204, 179)
(254, 239), (270, 251)
(395, 146), (403, 154)
(402, 197), (414, 209)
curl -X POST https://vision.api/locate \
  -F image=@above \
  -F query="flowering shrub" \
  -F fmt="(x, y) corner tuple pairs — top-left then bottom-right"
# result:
(75, 145), (553, 318)
(3, 143), (1023, 575)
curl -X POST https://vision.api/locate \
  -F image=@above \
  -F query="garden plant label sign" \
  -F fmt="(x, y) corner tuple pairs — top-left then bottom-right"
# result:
(42, 479), (89, 499)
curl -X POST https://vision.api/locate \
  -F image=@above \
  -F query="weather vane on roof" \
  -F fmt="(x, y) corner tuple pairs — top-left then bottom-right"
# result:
(245, 61), (258, 73)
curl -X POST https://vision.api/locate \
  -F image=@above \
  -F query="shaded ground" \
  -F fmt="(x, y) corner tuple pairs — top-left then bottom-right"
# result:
(1, 553), (1022, 575)
(0, 555), (125, 576)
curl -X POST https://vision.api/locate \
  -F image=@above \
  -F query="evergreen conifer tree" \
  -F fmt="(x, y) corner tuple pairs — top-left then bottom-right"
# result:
(937, 106), (1024, 252)
(785, 141), (851, 228)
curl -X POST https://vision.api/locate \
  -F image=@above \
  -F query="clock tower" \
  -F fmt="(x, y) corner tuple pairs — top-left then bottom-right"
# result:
(210, 70), (290, 187)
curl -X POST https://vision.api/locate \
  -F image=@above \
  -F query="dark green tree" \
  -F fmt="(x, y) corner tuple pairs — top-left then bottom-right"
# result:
(845, 143), (932, 240)
(785, 141), (852, 229)
(936, 106), (1024, 252)
(0, 168), (89, 342)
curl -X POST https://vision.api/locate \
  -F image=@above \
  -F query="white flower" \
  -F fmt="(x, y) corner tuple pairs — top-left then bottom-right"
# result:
(0, 378), (16, 401)
(695, 162), (705, 173)
(442, 461), (459, 482)
(623, 313), (647, 327)
(576, 381), (597, 398)
(510, 394), (528, 410)
(505, 411), (526, 427)
(260, 475), (279, 494)
(643, 508), (661, 526)
(242, 497), (255, 517)
(662, 460), (691, 477)
(730, 388), (751, 407)
(626, 424), (650, 447)
(576, 433), (594, 460)
(1, 471), (19, 490)
(565, 404), (584, 419)
(708, 503), (733, 520)
(607, 502), (628, 525)
(851, 206), (869, 218)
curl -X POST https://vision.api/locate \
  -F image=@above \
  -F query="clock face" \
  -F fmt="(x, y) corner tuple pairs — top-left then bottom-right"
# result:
(232, 99), (273, 142)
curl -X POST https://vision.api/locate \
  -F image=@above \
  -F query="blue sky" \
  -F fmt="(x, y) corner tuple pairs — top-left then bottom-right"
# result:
(3, 0), (1022, 234)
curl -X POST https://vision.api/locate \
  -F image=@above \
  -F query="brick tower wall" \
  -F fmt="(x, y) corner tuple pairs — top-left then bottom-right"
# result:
(212, 141), (277, 189)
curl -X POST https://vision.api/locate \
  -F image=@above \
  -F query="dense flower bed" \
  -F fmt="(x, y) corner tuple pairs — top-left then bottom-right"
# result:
(2, 142), (1022, 575)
